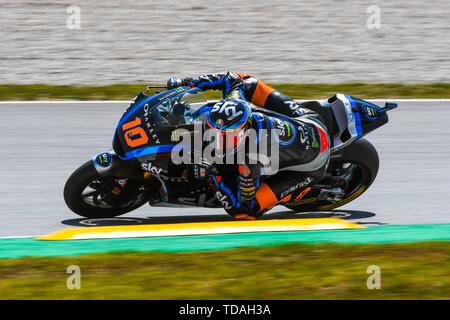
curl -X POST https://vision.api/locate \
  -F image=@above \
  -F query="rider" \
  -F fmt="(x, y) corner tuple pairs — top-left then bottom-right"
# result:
(167, 72), (330, 220)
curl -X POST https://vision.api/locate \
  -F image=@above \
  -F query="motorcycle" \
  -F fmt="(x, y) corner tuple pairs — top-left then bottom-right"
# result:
(64, 86), (397, 218)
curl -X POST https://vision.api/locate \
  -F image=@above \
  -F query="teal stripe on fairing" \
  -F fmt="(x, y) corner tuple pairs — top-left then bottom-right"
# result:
(118, 144), (192, 160)
(1, 224), (450, 259)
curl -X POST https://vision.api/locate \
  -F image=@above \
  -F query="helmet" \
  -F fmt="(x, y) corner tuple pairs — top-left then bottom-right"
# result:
(205, 98), (252, 154)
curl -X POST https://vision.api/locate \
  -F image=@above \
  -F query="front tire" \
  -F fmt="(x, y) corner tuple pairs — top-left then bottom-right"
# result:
(64, 161), (151, 218)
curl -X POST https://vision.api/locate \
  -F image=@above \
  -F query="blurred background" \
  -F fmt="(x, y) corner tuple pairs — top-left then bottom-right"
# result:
(0, 0), (449, 84)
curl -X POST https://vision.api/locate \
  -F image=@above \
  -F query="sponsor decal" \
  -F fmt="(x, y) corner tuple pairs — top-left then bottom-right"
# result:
(112, 186), (122, 195)
(117, 179), (128, 188)
(280, 177), (313, 198)
(96, 152), (112, 167)
(156, 87), (185, 102)
(312, 140), (319, 149)
(160, 176), (189, 182)
(365, 106), (377, 117)
(141, 162), (165, 175)
(211, 100), (243, 121)
(284, 101), (306, 116)
(287, 197), (318, 206)
(226, 91), (242, 99)
(177, 194), (217, 207)
(141, 103), (161, 144)
(293, 187), (312, 202)
(272, 118), (296, 145)
(215, 190), (232, 209)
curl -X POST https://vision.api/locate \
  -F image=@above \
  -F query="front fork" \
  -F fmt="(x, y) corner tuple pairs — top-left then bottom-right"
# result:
(91, 150), (163, 201)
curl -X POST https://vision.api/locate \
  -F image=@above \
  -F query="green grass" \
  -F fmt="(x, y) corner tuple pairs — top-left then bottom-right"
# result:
(1, 242), (449, 299)
(1, 83), (449, 101)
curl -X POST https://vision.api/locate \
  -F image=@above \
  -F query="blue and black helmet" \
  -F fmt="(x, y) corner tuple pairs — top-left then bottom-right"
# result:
(205, 98), (252, 152)
(206, 99), (251, 133)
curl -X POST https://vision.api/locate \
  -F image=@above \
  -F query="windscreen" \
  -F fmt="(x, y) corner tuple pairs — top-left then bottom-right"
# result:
(150, 87), (208, 127)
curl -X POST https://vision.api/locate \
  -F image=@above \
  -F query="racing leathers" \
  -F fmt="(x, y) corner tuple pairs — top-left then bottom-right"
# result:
(168, 71), (330, 219)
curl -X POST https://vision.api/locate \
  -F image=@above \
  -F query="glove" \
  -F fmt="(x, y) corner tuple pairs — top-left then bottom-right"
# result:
(237, 164), (257, 202)
(238, 177), (256, 201)
(166, 77), (184, 89)
(193, 159), (218, 180)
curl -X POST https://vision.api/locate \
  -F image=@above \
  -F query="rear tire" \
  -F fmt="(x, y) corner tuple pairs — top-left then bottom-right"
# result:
(64, 161), (150, 218)
(287, 138), (379, 212)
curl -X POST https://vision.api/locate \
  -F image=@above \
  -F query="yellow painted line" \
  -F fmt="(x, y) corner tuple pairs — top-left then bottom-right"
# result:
(38, 218), (364, 241)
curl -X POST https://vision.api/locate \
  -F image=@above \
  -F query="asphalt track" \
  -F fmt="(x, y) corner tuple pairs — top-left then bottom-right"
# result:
(0, 100), (449, 237)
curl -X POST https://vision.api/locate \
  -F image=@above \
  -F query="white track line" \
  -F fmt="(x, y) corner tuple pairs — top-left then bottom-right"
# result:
(0, 99), (450, 104)
(0, 235), (38, 239)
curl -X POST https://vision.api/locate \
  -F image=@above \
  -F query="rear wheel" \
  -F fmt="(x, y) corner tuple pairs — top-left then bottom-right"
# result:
(286, 138), (379, 212)
(64, 161), (152, 218)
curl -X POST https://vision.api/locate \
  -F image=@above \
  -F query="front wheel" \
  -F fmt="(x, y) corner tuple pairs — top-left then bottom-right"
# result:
(286, 138), (379, 212)
(64, 161), (151, 218)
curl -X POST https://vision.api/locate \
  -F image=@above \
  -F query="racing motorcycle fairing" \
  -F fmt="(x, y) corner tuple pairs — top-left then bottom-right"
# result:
(111, 87), (397, 181)
(316, 94), (397, 151)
